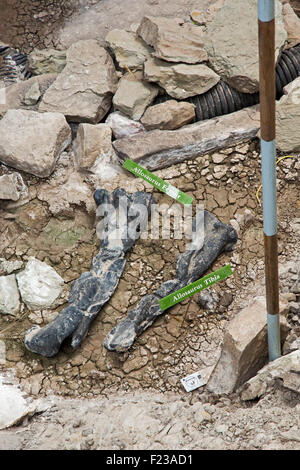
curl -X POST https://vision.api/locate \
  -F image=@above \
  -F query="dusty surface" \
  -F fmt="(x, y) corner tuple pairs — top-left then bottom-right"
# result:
(0, 0), (299, 452)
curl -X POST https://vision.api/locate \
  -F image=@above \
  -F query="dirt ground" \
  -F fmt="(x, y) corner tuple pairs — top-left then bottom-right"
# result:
(0, 0), (299, 452)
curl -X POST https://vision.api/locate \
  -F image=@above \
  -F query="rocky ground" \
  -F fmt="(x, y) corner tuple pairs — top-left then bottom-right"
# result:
(0, 0), (299, 452)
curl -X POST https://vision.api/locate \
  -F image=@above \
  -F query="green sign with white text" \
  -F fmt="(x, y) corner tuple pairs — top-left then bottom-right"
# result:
(159, 264), (233, 311)
(123, 159), (193, 206)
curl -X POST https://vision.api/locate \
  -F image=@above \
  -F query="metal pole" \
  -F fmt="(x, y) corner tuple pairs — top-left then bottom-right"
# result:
(258, 0), (281, 361)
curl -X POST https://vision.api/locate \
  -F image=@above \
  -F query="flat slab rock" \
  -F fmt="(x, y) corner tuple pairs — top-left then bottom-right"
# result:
(113, 105), (260, 170)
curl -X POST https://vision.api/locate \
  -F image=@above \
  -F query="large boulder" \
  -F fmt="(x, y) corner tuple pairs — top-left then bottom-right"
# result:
(207, 296), (290, 395)
(39, 40), (118, 123)
(105, 29), (152, 70)
(113, 106), (260, 170)
(16, 258), (64, 311)
(144, 58), (220, 99)
(205, 0), (286, 93)
(113, 71), (159, 120)
(141, 100), (195, 130)
(137, 16), (207, 64)
(28, 48), (67, 75)
(0, 109), (71, 178)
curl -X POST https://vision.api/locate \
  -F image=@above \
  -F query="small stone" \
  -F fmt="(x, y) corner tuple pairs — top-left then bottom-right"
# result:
(141, 100), (195, 130)
(23, 81), (41, 106)
(0, 173), (27, 202)
(28, 48), (66, 75)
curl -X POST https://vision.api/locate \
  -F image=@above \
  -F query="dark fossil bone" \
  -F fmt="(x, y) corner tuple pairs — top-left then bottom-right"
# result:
(24, 188), (153, 357)
(104, 210), (238, 352)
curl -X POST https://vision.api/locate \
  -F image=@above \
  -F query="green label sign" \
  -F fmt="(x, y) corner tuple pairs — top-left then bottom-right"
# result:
(159, 264), (233, 311)
(123, 159), (193, 206)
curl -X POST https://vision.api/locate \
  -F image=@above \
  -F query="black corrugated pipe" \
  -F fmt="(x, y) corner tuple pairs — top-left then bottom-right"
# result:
(154, 43), (300, 122)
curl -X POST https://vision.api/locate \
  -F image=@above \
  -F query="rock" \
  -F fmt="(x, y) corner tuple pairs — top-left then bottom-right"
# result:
(23, 81), (41, 106)
(0, 259), (23, 276)
(205, 0), (286, 93)
(24, 190), (153, 357)
(73, 123), (113, 170)
(241, 350), (300, 400)
(113, 71), (159, 120)
(16, 257), (64, 311)
(0, 109), (71, 178)
(28, 48), (67, 75)
(207, 296), (290, 395)
(105, 29), (152, 70)
(39, 40), (118, 123)
(0, 173), (27, 202)
(137, 16), (207, 64)
(0, 372), (37, 430)
(141, 100), (195, 130)
(0, 74), (57, 117)
(73, 123), (124, 179)
(0, 274), (20, 316)
(113, 106), (260, 170)
(105, 111), (146, 139)
(190, 10), (206, 26)
(282, 3), (300, 48)
(197, 288), (219, 311)
(144, 58), (220, 99)
(276, 77), (300, 152)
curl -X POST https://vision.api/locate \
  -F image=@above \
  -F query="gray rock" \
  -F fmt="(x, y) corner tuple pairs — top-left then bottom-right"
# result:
(113, 105), (260, 170)
(144, 58), (220, 99)
(137, 16), (207, 64)
(28, 48), (66, 75)
(141, 100), (195, 130)
(0, 259), (23, 276)
(113, 71), (159, 120)
(73, 123), (113, 170)
(39, 40), (118, 123)
(105, 111), (146, 139)
(276, 77), (300, 152)
(105, 29), (152, 70)
(0, 275), (20, 316)
(104, 210), (237, 352)
(0, 109), (71, 178)
(0, 173), (27, 202)
(23, 81), (41, 106)
(24, 189), (154, 357)
(205, 0), (286, 93)
(241, 350), (300, 400)
(207, 297), (290, 395)
(17, 258), (64, 311)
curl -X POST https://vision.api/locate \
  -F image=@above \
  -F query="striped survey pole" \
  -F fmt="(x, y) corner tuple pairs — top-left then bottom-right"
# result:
(258, 0), (281, 361)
